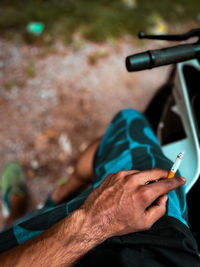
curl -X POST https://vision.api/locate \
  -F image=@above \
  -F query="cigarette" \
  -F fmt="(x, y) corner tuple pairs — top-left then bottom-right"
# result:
(168, 152), (184, 179)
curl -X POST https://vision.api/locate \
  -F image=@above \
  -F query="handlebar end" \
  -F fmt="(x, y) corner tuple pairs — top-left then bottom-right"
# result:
(125, 56), (132, 72)
(125, 52), (152, 72)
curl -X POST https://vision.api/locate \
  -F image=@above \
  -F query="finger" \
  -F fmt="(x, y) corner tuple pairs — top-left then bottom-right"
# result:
(117, 169), (140, 178)
(145, 194), (168, 227)
(145, 176), (186, 204)
(129, 168), (168, 184)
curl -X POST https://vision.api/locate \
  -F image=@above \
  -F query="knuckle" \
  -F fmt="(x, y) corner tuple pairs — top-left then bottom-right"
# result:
(142, 220), (151, 231)
(154, 167), (162, 172)
(117, 170), (126, 178)
(153, 167), (168, 177)
(161, 205), (167, 216)
(152, 167), (163, 174)
(127, 175), (137, 186)
(139, 187), (151, 202)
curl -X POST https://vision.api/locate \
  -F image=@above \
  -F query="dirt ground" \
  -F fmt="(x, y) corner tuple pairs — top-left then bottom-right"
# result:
(0, 36), (171, 229)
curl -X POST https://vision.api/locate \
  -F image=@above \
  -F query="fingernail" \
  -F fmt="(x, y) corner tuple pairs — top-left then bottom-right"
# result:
(163, 194), (168, 201)
(180, 177), (186, 183)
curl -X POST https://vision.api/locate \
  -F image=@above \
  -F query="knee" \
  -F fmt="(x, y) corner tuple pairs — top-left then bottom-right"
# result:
(112, 109), (143, 123)
(120, 108), (142, 117)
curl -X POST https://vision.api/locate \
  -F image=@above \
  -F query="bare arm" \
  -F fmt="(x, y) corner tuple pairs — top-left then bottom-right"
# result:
(0, 208), (106, 267)
(0, 169), (186, 266)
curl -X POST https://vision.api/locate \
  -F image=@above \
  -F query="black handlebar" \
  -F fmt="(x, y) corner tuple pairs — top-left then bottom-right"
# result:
(126, 43), (200, 72)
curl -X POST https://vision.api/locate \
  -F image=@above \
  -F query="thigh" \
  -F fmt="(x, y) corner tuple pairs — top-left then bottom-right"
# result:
(93, 109), (164, 185)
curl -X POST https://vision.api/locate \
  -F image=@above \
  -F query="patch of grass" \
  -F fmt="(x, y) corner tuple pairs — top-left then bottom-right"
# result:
(5, 78), (25, 91)
(88, 48), (108, 65)
(24, 62), (36, 78)
(0, 0), (199, 44)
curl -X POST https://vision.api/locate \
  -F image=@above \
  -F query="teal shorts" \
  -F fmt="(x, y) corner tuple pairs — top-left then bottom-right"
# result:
(0, 109), (188, 254)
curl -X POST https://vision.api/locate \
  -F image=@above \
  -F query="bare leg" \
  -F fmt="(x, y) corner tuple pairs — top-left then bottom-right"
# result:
(51, 137), (102, 204)
(4, 194), (27, 227)
(1, 162), (27, 227)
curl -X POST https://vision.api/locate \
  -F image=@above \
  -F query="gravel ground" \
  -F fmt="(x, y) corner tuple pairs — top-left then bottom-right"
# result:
(0, 36), (171, 229)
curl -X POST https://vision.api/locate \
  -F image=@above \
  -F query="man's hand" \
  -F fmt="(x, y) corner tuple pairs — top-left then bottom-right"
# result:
(83, 168), (186, 239)
(0, 168), (186, 267)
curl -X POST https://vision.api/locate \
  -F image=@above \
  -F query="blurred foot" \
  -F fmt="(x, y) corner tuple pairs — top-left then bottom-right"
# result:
(1, 162), (27, 227)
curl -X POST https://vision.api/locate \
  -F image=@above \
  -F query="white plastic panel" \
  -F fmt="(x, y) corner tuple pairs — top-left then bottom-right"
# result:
(161, 59), (200, 193)
(162, 138), (200, 193)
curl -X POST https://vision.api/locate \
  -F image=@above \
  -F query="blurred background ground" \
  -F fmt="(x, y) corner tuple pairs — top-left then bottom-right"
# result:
(0, 0), (200, 229)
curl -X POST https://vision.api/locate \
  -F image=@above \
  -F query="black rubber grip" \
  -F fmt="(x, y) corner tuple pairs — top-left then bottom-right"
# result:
(126, 43), (200, 72)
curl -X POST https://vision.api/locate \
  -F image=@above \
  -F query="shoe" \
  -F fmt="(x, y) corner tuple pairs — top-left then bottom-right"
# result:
(1, 161), (26, 218)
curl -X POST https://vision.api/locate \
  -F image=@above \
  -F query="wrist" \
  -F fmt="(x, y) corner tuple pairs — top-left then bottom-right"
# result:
(74, 207), (108, 247)
(63, 207), (107, 257)
(82, 206), (110, 244)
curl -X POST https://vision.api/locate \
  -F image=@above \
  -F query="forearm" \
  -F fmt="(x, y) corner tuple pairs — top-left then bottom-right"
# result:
(0, 208), (105, 267)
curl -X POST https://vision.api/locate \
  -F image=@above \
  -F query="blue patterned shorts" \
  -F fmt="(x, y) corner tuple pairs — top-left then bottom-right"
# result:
(0, 109), (188, 254)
